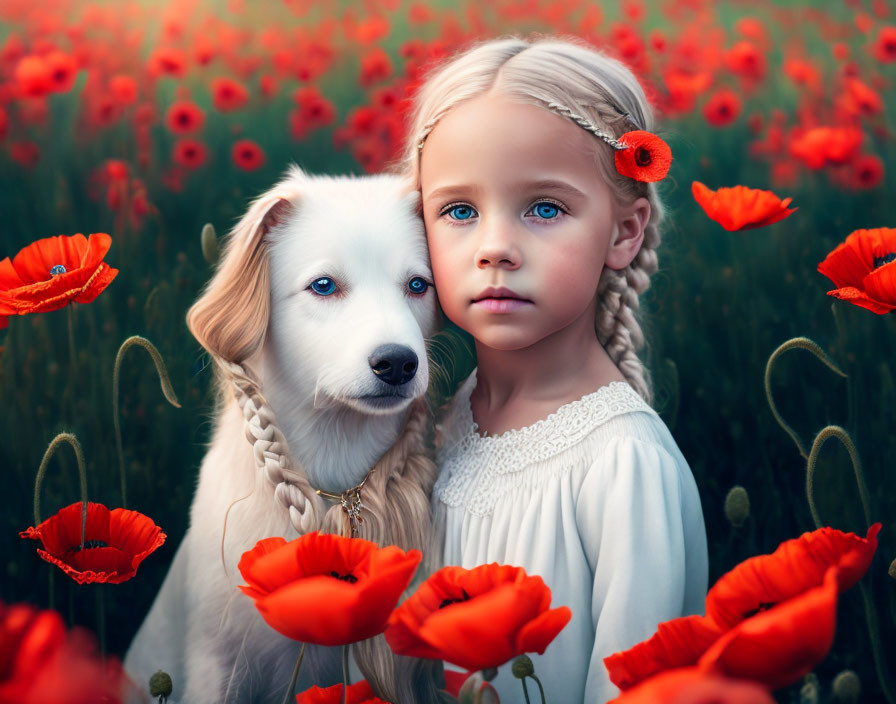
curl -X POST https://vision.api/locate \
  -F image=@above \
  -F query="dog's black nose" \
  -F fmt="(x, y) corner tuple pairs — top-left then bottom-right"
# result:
(369, 344), (418, 386)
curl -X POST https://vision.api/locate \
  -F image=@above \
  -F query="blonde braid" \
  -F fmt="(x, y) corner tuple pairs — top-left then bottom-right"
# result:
(595, 220), (661, 407)
(221, 359), (325, 534)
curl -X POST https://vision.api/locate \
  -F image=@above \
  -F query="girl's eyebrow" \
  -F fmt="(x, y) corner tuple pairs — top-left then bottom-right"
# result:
(425, 179), (587, 202)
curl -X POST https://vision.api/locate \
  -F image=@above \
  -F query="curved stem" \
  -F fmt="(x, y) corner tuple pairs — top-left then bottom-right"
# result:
(112, 335), (181, 508)
(805, 426), (872, 530)
(34, 432), (89, 543)
(280, 642), (306, 704)
(529, 675), (547, 704)
(519, 677), (531, 704)
(858, 581), (896, 704)
(764, 336), (847, 460)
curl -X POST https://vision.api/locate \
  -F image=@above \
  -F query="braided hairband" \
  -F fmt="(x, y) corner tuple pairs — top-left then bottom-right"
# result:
(417, 100), (672, 183)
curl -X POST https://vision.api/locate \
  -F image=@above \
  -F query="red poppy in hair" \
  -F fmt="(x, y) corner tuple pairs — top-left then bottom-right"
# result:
(238, 531), (421, 646)
(20, 501), (166, 585)
(296, 679), (388, 704)
(818, 228), (896, 313)
(607, 667), (775, 704)
(384, 563), (571, 672)
(691, 182), (797, 231)
(0, 233), (118, 318)
(614, 130), (672, 182)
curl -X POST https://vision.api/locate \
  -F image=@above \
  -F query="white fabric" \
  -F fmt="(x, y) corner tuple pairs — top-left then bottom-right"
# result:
(431, 368), (708, 704)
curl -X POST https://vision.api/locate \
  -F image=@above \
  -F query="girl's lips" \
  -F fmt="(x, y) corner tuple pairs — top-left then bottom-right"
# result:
(472, 297), (532, 313)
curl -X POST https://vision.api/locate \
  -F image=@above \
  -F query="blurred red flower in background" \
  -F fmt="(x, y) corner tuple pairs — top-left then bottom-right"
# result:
(703, 88), (741, 127)
(385, 563), (571, 672)
(173, 138), (208, 169)
(20, 501), (166, 584)
(818, 228), (896, 313)
(238, 531), (421, 646)
(691, 182), (797, 231)
(608, 667), (775, 704)
(296, 680), (389, 704)
(789, 126), (863, 169)
(871, 26), (896, 63)
(232, 138), (266, 170)
(165, 99), (205, 134)
(0, 599), (126, 703)
(0, 233), (118, 317)
(212, 76), (250, 111)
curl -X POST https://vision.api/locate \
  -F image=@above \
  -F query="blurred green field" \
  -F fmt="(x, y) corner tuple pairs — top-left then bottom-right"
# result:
(1, 0), (894, 701)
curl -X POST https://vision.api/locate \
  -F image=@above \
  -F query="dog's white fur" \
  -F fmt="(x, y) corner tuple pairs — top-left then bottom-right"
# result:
(124, 166), (442, 703)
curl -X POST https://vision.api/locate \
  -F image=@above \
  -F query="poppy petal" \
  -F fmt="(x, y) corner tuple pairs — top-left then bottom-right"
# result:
(698, 567), (839, 690)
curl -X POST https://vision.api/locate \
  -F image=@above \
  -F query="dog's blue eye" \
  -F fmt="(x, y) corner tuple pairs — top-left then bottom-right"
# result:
(408, 276), (429, 295)
(310, 277), (336, 296)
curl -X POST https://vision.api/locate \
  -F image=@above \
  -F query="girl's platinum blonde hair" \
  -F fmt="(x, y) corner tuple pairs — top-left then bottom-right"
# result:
(388, 33), (668, 406)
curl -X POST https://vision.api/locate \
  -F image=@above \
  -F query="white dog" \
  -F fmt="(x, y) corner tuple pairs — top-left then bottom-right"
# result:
(124, 165), (443, 703)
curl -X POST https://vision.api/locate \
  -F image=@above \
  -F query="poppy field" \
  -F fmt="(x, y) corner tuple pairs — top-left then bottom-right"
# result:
(1, 0), (895, 701)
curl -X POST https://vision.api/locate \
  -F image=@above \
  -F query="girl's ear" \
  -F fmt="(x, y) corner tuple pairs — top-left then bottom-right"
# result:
(605, 196), (651, 270)
(186, 189), (297, 363)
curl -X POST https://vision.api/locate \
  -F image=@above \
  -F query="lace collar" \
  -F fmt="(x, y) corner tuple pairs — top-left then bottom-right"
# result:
(441, 368), (657, 462)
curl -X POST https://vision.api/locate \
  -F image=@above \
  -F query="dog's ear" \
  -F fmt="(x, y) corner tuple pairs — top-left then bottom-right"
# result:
(187, 190), (295, 363)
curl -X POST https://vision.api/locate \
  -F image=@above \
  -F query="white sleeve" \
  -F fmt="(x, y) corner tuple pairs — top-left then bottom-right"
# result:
(574, 436), (693, 704)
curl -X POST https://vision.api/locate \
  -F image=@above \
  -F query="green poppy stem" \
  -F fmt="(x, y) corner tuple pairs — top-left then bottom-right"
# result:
(281, 642), (306, 704)
(112, 335), (181, 509)
(529, 674), (547, 704)
(519, 677), (531, 704)
(764, 336), (846, 460)
(33, 432), (88, 611)
(805, 426), (872, 530)
(341, 643), (350, 704)
(96, 584), (106, 659)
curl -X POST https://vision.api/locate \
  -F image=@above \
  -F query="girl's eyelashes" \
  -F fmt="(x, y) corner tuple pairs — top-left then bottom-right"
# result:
(438, 198), (568, 224)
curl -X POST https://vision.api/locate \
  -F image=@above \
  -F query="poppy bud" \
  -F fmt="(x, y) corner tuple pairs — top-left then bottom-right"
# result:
(888, 557), (896, 580)
(832, 670), (861, 703)
(800, 673), (819, 704)
(149, 670), (173, 700)
(724, 485), (750, 527)
(511, 655), (534, 679)
(201, 222), (219, 265)
(457, 672), (500, 704)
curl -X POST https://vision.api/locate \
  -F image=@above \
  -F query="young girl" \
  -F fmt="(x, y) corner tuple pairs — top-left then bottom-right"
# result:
(392, 35), (709, 703)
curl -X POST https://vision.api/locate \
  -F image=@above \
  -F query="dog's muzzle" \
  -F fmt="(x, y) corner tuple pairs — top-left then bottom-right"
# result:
(368, 344), (418, 386)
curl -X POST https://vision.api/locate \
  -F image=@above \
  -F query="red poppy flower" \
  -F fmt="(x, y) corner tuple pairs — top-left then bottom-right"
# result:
(703, 89), (742, 127)
(608, 667), (775, 704)
(384, 563), (572, 672)
(238, 531), (421, 646)
(108, 74), (138, 106)
(173, 138), (208, 169)
(165, 100), (205, 134)
(147, 46), (187, 78)
(691, 182), (798, 231)
(232, 139), (266, 171)
(819, 228), (896, 313)
(614, 130), (672, 182)
(789, 126), (863, 169)
(20, 501), (166, 585)
(0, 599), (126, 703)
(8, 141), (40, 167)
(605, 525), (879, 690)
(698, 567), (840, 690)
(871, 26), (896, 63)
(14, 55), (52, 97)
(849, 154), (885, 189)
(844, 77), (883, 116)
(0, 233), (118, 317)
(360, 48), (393, 87)
(212, 76), (249, 111)
(44, 51), (78, 94)
(724, 41), (766, 81)
(296, 680), (388, 704)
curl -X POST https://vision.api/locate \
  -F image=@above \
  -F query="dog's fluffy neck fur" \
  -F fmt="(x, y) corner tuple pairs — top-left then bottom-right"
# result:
(256, 350), (411, 496)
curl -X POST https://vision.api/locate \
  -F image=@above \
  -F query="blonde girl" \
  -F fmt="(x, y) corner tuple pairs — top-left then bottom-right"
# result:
(390, 34), (709, 703)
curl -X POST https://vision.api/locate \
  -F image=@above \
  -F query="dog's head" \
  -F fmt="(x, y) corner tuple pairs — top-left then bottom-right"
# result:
(187, 164), (438, 416)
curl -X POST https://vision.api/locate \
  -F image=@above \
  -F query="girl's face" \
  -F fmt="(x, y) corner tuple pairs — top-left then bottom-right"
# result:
(419, 92), (648, 352)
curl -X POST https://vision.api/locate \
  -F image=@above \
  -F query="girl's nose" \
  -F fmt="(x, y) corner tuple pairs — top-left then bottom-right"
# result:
(474, 217), (521, 270)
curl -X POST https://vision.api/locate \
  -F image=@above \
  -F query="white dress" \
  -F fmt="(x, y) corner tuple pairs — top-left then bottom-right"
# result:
(431, 369), (708, 704)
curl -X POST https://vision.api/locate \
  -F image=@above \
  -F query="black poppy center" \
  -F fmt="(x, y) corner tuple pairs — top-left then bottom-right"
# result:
(438, 588), (472, 609)
(177, 112), (189, 125)
(874, 252), (896, 269)
(330, 570), (358, 583)
(70, 539), (109, 552)
(743, 601), (776, 619)
(634, 146), (652, 166)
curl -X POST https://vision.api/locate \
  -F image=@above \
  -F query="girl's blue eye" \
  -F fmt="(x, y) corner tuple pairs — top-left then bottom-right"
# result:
(446, 204), (475, 221)
(408, 276), (429, 295)
(533, 202), (560, 219)
(310, 277), (336, 295)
